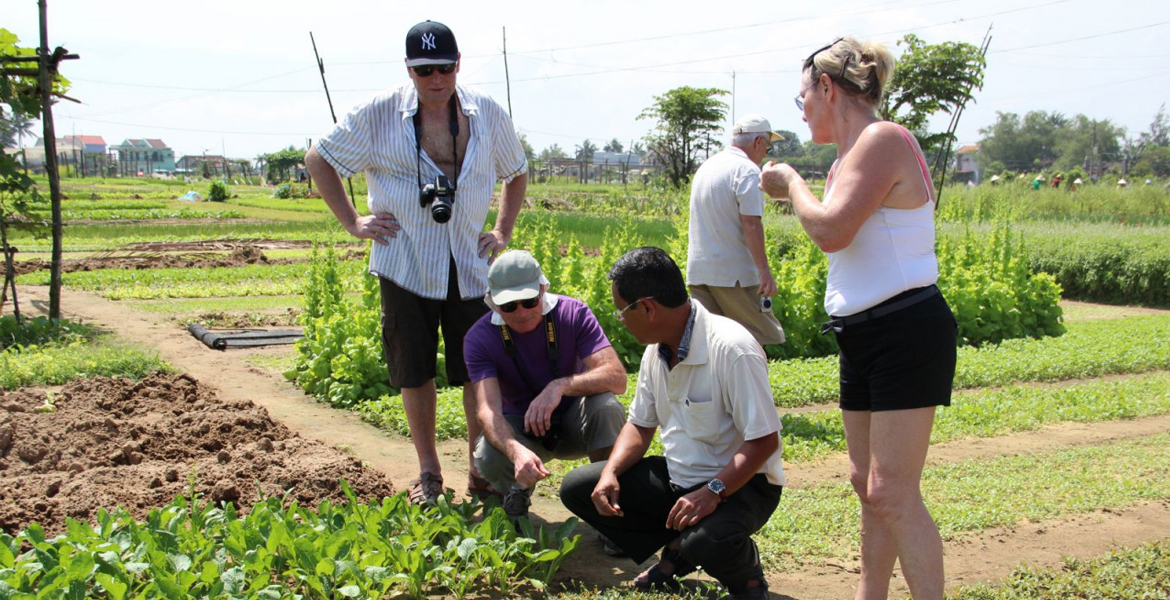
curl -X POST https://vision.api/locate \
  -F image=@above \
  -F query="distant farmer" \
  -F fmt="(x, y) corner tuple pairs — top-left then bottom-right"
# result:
(686, 114), (786, 349)
(305, 20), (528, 505)
(561, 247), (784, 600)
(464, 250), (626, 529)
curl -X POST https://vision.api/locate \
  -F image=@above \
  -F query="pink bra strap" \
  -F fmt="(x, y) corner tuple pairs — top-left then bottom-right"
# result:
(894, 125), (933, 202)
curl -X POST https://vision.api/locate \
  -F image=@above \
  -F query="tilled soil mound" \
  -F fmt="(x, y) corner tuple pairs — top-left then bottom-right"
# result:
(3, 245), (292, 276)
(0, 373), (396, 535)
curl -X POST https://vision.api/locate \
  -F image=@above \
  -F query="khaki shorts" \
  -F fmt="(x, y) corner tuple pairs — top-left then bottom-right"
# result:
(689, 283), (786, 346)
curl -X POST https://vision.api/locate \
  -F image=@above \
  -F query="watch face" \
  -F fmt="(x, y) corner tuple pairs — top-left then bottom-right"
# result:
(708, 479), (726, 495)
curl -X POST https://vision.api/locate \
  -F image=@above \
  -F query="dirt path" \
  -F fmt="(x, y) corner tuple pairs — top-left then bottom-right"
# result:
(14, 286), (1170, 599)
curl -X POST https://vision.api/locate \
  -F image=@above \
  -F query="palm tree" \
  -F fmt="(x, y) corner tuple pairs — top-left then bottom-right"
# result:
(574, 139), (598, 162)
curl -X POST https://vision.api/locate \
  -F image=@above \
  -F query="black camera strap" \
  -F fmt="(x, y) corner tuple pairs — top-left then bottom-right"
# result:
(498, 316), (560, 397)
(413, 93), (461, 194)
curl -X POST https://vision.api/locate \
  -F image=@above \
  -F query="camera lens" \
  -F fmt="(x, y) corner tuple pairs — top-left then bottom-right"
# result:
(431, 197), (453, 223)
(761, 296), (773, 311)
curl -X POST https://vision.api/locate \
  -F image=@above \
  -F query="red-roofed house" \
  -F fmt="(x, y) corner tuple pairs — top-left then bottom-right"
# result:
(33, 135), (109, 175)
(113, 138), (176, 175)
(954, 143), (982, 184)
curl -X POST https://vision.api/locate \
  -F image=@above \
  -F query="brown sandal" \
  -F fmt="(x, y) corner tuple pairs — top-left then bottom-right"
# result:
(467, 474), (503, 502)
(408, 471), (444, 505)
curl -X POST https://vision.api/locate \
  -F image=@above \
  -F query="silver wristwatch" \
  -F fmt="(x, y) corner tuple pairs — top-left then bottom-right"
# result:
(706, 478), (726, 499)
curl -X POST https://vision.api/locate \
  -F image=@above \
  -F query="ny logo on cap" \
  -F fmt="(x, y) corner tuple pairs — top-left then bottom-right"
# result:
(421, 33), (436, 50)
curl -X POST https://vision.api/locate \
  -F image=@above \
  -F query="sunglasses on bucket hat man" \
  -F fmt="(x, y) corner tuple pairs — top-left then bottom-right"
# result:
(497, 296), (541, 313)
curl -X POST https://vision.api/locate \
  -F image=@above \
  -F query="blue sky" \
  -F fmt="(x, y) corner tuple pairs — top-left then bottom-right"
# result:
(7, 0), (1169, 161)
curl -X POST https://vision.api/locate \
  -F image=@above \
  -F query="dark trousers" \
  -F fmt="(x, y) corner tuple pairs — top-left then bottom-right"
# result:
(560, 456), (782, 590)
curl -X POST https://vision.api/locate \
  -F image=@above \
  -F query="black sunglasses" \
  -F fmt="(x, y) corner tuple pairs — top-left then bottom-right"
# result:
(498, 297), (540, 313)
(411, 63), (457, 77)
(803, 37), (849, 79)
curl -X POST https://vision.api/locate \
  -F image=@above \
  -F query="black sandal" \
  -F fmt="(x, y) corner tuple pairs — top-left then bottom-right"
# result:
(633, 546), (696, 591)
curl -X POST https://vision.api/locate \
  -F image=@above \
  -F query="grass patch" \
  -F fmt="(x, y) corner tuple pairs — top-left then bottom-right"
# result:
(770, 314), (1170, 408)
(243, 350), (298, 375)
(0, 338), (172, 389)
(1060, 301), (1166, 322)
(949, 539), (1170, 600)
(17, 262), (368, 300)
(759, 433), (1170, 567)
(780, 371), (1170, 462)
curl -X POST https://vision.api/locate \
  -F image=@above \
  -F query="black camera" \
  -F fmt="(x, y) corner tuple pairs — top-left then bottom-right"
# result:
(419, 175), (456, 223)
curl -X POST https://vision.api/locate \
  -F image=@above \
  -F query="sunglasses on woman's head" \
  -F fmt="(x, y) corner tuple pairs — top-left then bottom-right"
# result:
(411, 63), (457, 77)
(498, 297), (540, 313)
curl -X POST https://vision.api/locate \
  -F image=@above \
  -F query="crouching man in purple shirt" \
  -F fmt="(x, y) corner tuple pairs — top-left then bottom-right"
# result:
(464, 250), (627, 526)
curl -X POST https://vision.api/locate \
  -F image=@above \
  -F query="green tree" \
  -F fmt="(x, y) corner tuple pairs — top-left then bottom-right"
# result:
(1141, 103), (1169, 147)
(603, 138), (624, 153)
(1132, 145), (1170, 178)
(639, 86), (728, 188)
(976, 111), (1118, 173)
(539, 143), (566, 161)
(518, 132), (535, 164)
(770, 130), (804, 158)
(881, 34), (986, 153)
(263, 146), (306, 183)
(574, 139), (597, 162)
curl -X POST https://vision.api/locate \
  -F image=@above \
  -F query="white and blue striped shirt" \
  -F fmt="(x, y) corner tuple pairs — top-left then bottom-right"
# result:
(316, 84), (527, 300)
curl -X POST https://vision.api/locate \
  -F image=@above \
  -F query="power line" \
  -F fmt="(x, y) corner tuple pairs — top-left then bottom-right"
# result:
(993, 20), (1170, 53)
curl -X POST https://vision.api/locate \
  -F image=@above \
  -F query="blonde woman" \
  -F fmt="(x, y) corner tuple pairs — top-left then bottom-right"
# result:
(760, 38), (956, 600)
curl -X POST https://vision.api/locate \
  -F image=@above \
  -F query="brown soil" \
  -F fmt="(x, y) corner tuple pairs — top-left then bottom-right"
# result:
(4, 285), (1170, 599)
(3, 243), (366, 276)
(0, 372), (395, 535)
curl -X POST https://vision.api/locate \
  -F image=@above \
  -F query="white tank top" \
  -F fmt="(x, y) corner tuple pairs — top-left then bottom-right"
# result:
(823, 126), (939, 317)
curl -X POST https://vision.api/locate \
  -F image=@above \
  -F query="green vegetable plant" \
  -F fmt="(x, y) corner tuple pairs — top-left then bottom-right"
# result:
(0, 482), (580, 599)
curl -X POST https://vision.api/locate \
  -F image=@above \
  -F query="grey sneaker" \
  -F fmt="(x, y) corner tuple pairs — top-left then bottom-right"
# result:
(502, 485), (532, 522)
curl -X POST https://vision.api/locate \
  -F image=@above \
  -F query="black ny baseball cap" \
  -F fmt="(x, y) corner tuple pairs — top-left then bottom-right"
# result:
(405, 21), (459, 67)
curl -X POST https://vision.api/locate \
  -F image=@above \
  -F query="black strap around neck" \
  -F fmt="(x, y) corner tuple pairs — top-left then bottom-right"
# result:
(413, 93), (461, 191)
(498, 316), (560, 396)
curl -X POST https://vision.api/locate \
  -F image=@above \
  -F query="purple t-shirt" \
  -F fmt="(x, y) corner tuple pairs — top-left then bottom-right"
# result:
(464, 295), (612, 416)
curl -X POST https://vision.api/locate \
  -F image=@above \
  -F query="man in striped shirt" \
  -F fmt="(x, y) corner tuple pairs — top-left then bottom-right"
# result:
(305, 20), (528, 504)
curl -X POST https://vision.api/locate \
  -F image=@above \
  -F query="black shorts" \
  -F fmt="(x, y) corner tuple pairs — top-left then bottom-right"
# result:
(378, 257), (489, 389)
(834, 289), (957, 412)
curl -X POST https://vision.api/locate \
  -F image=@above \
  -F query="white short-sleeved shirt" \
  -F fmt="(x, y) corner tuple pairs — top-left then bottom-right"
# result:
(628, 301), (785, 488)
(687, 147), (766, 287)
(315, 84), (527, 300)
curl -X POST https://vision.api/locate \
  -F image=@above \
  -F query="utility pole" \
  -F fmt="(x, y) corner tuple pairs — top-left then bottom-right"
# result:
(502, 27), (513, 118)
(309, 32), (356, 207)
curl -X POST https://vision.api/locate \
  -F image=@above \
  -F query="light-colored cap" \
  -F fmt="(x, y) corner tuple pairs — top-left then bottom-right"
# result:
(488, 250), (549, 305)
(731, 114), (783, 142)
(989, 174), (1000, 181)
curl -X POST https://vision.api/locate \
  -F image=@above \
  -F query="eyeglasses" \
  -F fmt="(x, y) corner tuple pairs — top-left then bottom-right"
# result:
(613, 297), (653, 321)
(498, 296), (540, 313)
(794, 81), (816, 111)
(411, 63), (457, 77)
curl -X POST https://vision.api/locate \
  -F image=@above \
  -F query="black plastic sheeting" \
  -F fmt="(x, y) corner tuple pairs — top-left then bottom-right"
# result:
(187, 323), (303, 350)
